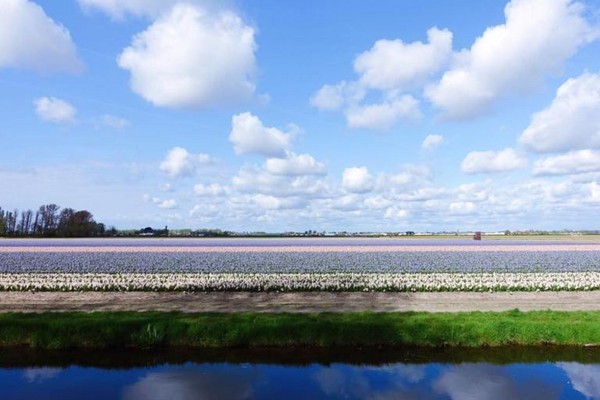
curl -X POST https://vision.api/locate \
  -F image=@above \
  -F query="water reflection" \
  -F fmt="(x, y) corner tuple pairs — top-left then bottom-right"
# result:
(122, 366), (261, 400)
(1, 348), (599, 399)
(558, 362), (600, 399)
(22, 367), (63, 383)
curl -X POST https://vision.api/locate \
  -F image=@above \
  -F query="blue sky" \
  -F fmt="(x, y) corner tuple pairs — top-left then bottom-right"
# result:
(1, 0), (600, 232)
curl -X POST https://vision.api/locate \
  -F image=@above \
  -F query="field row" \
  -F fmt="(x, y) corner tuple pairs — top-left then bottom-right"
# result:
(2, 244), (600, 252)
(2, 251), (600, 273)
(3, 272), (600, 292)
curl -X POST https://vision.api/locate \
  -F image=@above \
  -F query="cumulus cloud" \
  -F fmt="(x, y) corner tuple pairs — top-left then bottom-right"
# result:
(229, 112), (293, 157)
(342, 167), (374, 193)
(533, 150), (600, 176)
(34, 97), (76, 123)
(117, 3), (256, 109)
(0, 0), (82, 73)
(384, 207), (409, 219)
(232, 164), (329, 198)
(520, 72), (600, 153)
(421, 134), (445, 150)
(449, 201), (477, 214)
(264, 152), (326, 176)
(426, 0), (598, 120)
(354, 27), (453, 91)
(310, 27), (447, 131)
(157, 199), (177, 209)
(345, 96), (421, 131)
(309, 81), (364, 111)
(193, 183), (228, 196)
(246, 194), (306, 210)
(461, 148), (527, 174)
(143, 195), (178, 209)
(159, 147), (215, 178)
(586, 182), (600, 202)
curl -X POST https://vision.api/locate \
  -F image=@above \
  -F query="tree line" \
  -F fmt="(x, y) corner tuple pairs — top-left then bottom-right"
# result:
(0, 204), (115, 237)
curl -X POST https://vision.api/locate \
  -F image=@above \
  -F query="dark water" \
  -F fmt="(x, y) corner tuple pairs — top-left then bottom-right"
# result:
(3, 347), (600, 399)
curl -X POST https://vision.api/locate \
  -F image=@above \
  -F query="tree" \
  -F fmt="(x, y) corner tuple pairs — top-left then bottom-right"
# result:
(38, 204), (60, 237)
(0, 203), (109, 237)
(17, 209), (33, 236)
(0, 207), (5, 236)
(57, 208), (76, 237)
(71, 210), (95, 237)
(32, 210), (41, 236)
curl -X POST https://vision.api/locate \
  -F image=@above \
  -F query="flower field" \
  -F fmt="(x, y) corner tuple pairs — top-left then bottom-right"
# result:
(1, 239), (600, 292)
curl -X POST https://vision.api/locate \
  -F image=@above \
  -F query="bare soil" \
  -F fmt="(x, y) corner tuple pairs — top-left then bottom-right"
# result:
(2, 291), (600, 313)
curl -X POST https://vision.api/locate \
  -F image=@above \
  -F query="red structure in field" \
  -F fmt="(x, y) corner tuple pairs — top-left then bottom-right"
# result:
(473, 231), (482, 240)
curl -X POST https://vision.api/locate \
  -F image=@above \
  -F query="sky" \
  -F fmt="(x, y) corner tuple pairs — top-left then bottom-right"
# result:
(1, 0), (600, 232)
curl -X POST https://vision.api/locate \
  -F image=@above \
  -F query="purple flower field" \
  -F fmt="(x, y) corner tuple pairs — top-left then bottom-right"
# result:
(1, 238), (599, 291)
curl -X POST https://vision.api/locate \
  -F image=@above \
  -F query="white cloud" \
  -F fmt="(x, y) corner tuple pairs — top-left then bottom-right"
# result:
(364, 196), (392, 210)
(533, 150), (600, 176)
(388, 165), (431, 186)
(157, 199), (177, 209)
(421, 134), (444, 150)
(384, 207), (409, 219)
(264, 152), (326, 176)
(354, 27), (453, 91)
(587, 182), (600, 202)
(520, 72), (600, 153)
(117, 3), (256, 109)
(309, 81), (364, 111)
(232, 164), (329, 198)
(310, 27), (446, 131)
(144, 195), (178, 209)
(193, 183), (228, 196)
(229, 112), (292, 157)
(159, 147), (215, 178)
(0, 0), (82, 73)
(461, 148), (527, 174)
(248, 194), (305, 210)
(345, 96), (421, 131)
(426, 0), (598, 120)
(34, 97), (76, 123)
(77, 0), (176, 19)
(342, 167), (374, 193)
(449, 201), (476, 214)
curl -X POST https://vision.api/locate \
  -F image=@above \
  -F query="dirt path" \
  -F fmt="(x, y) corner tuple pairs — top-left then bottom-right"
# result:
(1, 291), (600, 313)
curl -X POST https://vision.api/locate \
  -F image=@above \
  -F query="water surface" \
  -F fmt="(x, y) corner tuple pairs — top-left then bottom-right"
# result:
(2, 347), (600, 399)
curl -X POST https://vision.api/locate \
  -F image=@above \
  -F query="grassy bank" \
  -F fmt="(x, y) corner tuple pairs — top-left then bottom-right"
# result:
(2, 310), (600, 349)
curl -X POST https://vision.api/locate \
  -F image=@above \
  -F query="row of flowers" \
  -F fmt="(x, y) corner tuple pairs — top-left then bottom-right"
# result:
(2, 250), (599, 273)
(2, 272), (600, 292)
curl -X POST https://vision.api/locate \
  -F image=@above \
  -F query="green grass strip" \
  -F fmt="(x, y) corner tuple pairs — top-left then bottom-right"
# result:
(2, 310), (600, 349)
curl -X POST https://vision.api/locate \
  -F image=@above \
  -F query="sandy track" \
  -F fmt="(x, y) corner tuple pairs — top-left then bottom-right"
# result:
(2, 291), (600, 313)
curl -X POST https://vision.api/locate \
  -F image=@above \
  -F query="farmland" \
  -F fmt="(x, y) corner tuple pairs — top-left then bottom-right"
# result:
(1, 238), (600, 292)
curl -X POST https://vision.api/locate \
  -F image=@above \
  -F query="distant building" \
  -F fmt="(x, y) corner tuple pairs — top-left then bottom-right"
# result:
(139, 227), (154, 236)
(138, 226), (168, 237)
